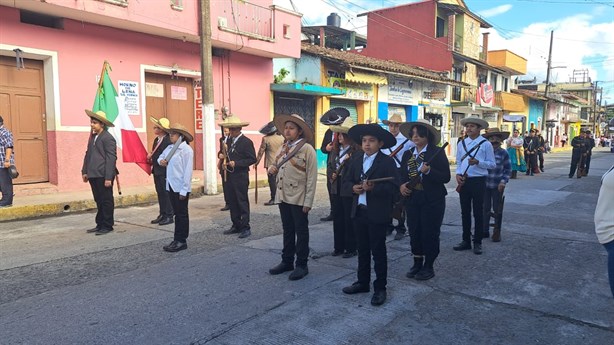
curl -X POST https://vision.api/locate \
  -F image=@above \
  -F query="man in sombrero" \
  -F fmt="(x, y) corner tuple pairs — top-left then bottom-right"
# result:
(482, 128), (511, 242)
(453, 117), (495, 255)
(158, 123), (194, 252)
(256, 120), (284, 206)
(320, 107), (351, 222)
(82, 110), (118, 235)
(148, 116), (174, 226)
(382, 114), (415, 240)
(219, 115), (257, 239)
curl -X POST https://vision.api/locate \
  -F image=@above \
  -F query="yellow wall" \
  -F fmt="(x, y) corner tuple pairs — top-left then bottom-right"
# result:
(488, 50), (527, 75)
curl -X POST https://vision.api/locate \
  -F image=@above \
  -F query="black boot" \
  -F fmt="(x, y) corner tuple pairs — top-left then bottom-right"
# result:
(406, 256), (424, 279)
(415, 258), (435, 281)
(511, 171), (517, 179)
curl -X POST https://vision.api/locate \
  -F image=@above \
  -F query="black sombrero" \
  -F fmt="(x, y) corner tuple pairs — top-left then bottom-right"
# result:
(348, 124), (396, 149)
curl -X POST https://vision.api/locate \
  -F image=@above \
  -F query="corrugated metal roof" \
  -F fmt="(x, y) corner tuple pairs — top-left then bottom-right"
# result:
(301, 43), (470, 88)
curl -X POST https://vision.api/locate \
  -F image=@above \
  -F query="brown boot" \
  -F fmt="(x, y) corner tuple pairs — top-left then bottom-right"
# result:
(492, 228), (501, 242)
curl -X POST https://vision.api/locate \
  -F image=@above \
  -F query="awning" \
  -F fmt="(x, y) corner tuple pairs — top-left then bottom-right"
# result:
(451, 101), (501, 112)
(495, 92), (526, 112)
(503, 115), (525, 122)
(345, 71), (387, 85)
(270, 83), (344, 96)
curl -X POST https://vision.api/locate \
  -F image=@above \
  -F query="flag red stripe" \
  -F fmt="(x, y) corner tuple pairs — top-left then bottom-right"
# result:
(120, 129), (151, 175)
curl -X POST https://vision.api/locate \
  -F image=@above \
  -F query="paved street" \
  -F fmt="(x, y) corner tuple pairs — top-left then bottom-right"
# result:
(1, 148), (613, 345)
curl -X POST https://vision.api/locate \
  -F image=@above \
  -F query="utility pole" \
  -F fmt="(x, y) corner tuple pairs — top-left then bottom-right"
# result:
(200, 0), (217, 195)
(542, 30), (554, 134)
(593, 81), (600, 135)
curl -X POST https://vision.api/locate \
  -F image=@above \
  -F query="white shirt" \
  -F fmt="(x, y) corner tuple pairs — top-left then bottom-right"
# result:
(412, 144), (429, 175)
(382, 132), (415, 168)
(595, 166), (614, 244)
(158, 141), (194, 196)
(358, 151), (378, 206)
(456, 135), (496, 177)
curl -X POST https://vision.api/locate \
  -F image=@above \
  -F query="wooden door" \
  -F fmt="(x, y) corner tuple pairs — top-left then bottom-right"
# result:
(145, 73), (199, 168)
(0, 56), (47, 184)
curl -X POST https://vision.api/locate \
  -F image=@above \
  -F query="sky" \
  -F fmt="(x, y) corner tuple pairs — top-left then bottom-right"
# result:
(273, 0), (614, 105)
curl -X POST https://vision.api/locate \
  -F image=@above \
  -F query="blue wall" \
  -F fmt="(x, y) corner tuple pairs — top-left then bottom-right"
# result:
(528, 100), (544, 129)
(378, 102), (419, 122)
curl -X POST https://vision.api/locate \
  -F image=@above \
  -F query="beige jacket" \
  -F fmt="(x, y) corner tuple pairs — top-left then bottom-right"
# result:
(274, 141), (317, 208)
(262, 134), (284, 168)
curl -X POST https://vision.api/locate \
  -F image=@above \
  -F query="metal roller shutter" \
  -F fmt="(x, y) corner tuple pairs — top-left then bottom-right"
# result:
(329, 99), (358, 124)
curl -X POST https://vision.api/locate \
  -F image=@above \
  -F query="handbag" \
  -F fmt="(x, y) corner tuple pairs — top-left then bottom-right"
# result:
(9, 164), (19, 179)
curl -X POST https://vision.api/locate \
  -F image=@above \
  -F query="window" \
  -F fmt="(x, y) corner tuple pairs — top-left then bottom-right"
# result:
(491, 73), (498, 91)
(171, 0), (183, 11)
(20, 10), (64, 29)
(436, 16), (446, 38)
(97, 0), (128, 7)
(478, 72), (487, 85)
(502, 77), (509, 91)
(452, 66), (463, 101)
(283, 24), (291, 39)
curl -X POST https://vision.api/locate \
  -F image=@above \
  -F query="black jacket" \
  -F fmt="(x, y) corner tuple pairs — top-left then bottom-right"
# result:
(227, 134), (256, 173)
(151, 134), (172, 176)
(399, 145), (451, 203)
(82, 130), (117, 180)
(343, 152), (399, 223)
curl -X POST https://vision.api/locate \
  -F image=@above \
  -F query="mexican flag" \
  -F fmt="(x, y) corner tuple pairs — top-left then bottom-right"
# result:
(93, 62), (151, 174)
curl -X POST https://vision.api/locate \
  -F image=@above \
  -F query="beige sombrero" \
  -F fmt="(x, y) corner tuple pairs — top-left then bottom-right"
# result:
(382, 114), (404, 125)
(483, 127), (510, 141)
(400, 119), (441, 144)
(329, 117), (355, 134)
(274, 114), (314, 143)
(149, 116), (171, 130)
(85, 110), (114, 127)
(460, 116), (489, 129)
(218, 115), (250, 128)
(168, 123), (194, 143)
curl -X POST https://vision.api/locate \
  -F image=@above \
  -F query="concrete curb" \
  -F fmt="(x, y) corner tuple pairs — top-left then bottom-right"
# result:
(0, 186), (205, 223)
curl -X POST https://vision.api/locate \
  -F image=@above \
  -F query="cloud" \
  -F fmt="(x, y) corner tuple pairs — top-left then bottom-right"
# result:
(477, 4), (513, 18)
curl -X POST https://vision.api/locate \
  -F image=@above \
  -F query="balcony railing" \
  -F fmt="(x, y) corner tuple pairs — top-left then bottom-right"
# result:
(217, 0), (274, 42)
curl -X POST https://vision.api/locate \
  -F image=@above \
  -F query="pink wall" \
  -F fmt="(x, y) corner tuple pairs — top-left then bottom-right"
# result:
(358, 1), (452, 72)
(1, 6), (275, 191)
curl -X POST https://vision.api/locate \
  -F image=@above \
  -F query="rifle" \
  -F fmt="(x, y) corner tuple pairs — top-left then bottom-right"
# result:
(388, 138), (410, 159)
(330, 149), (352, 183)
(577, 152), (587, 178)
(219, 135), (229, 182)
(456, 142), (482, 193)
(254, 137), (265, 205)
(392, 143), (449, 219)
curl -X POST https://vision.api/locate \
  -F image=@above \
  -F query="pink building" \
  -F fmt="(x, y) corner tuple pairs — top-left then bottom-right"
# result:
(0, 0), (301, 193)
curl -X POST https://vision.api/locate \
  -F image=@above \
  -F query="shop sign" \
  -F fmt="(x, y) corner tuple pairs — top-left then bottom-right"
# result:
(476, 83), (494, 107)
(422, 82), (447, 103)
(329, 77), (373, 101)
(194, 79), (203, 132)
(387, 76), (415, 105)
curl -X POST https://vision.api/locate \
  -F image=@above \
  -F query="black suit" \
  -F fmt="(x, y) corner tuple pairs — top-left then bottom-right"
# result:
(321, 129), (334, 216)
(344, 152), (398, 291)
(400, 145), (451, 264)
(331, 146), (359, 254)
(226, 134), (257, 231)
(82, 130), (117, 230)
(152, 135), (173, 219)
(523, 136), (539, 174)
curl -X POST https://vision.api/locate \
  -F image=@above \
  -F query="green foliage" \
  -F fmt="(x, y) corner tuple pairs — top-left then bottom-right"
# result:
(273, 68), (290, 84)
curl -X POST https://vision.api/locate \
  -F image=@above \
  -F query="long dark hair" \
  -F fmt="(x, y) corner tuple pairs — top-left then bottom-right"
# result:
(412, 125), (435, 144)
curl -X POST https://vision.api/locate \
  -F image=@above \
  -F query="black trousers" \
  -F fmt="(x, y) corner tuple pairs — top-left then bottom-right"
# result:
(169, 186), (189, 242)
(585, 152), (592, 173)
(332, 194), (356, 253)
(279, 202), (309, 267)
(0, 168), (13, 205)
(154, 174), (173, 218)
(227, 171), (250, 231)
(342, 196), (356, 253)
(538, 151), (544, 170)
(459, 176), (485, 244)
(391, 189), (405, 231)
(483, 187), (502, 233)
(89, 177), (114, 230)
(354, 206), (387, 291)
(569, 151), (581, 176)
(221, 172), (230, 205)
(525, 153), (537, 174)
(267, 172), (277, 201)
(326, 177), (334, 216)
(406, 191), (444, 262)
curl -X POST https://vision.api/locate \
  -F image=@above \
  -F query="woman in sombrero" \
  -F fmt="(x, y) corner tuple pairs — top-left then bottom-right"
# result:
(268, 114), (317, 281)
(399, 119), (451, 281)
(505, 128), (526, 178)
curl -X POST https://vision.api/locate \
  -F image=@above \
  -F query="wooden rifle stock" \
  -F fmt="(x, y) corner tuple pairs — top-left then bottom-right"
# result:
(330, 152), (350, 182)
(388, 138), (410, 159)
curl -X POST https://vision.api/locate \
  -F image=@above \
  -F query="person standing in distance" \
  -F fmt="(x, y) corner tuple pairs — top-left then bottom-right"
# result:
(0, 115), (15, 208)
(82, 110), (117, 235)
(148, 116), (174, 226)
(256, 121), (284, 206)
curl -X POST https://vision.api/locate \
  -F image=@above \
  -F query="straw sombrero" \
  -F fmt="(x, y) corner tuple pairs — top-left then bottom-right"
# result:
(85, 110), (114, 127)
(329, 117), (355, 134)
(460, 117), (488, 129)
(348, 124), (396, 149)
(382, 114), (404, 125)
(400, 119), (441, 144)
(320, 107), (350, 125)
(483, 127), (510, 141)
(218, 115), (249, 128)
(168, 123), (194, 143)
(274, 114), (314, 143)
(150, 116), (171, 130)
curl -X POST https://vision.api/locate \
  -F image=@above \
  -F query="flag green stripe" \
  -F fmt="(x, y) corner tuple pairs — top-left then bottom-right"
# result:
(92, 72), (119, 123)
